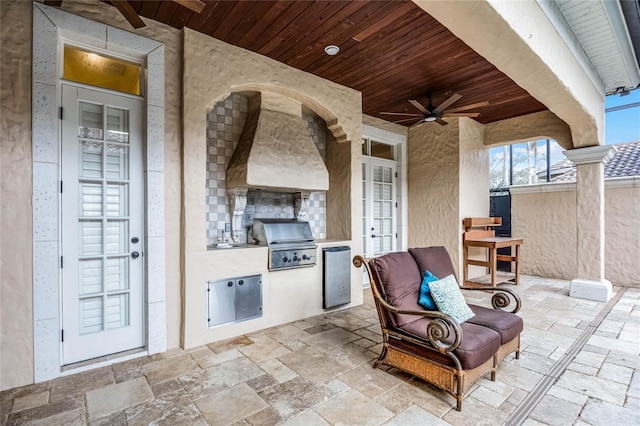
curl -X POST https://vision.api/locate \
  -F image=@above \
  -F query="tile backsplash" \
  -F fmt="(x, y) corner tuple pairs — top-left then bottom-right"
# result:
(206, 94), (327, 246)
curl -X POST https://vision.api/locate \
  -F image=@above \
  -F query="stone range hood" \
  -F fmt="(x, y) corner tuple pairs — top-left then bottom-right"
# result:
(225, 93), (329, 242)
(226, 92), (329, 193)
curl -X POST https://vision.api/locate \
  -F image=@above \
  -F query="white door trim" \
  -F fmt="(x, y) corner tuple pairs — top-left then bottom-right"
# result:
(32, 3), (166, 382)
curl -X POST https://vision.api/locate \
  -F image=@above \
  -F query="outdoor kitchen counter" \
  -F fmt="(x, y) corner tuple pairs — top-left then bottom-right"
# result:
(184, 239), (358, 349)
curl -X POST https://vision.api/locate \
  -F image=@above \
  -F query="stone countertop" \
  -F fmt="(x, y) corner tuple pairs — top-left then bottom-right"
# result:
(206, 239), (351, 251)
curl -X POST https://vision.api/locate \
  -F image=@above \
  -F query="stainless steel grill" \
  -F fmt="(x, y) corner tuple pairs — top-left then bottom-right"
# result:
(248, 219), (317, 270)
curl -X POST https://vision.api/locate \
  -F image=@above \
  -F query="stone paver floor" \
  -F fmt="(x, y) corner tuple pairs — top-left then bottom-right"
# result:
(1, 276), (639, 425)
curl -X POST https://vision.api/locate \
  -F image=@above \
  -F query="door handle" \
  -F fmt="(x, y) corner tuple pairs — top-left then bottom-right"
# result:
(371, 234), (376, 238)
(131, 251), (140, 259)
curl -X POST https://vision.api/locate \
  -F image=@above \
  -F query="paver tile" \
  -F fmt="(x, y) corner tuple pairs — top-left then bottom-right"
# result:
(86, 377), (153, 420)
(194, 382), (268, 426)
(313, 389), (393, 426)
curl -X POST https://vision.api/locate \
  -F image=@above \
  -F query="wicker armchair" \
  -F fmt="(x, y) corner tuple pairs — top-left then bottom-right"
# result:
(353, 247), (522, 411)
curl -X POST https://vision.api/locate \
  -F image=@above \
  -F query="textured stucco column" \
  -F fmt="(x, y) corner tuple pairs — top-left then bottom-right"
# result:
(564, 145), (617, 302)
(408, 118), (488, 277)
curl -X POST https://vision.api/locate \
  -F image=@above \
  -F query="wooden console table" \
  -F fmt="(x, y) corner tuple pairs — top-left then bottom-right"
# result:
(462, 218), (523, 287)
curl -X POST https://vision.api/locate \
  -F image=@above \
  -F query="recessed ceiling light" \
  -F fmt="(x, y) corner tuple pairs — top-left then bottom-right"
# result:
(324, 45), (339, 56)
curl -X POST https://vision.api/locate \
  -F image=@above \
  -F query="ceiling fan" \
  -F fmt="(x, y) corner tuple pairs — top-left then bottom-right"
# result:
(381, 93), (489, 126)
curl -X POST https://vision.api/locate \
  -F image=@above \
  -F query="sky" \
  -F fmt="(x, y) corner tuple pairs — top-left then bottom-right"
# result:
(605, 89), (640, 145)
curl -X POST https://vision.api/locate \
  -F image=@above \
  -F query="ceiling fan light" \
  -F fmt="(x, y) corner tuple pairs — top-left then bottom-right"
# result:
(423, 116), (437, 122)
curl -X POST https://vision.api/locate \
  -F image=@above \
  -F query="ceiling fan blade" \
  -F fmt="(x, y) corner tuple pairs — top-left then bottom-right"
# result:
(393, 117), (422, 124)
(445, 101), (489, 113)
(380, 112), (422, 116)
(442, 112), (481, 118)
(112, 0), (145, 28)
(409, 99), (428, 114)
(43, 1), (62, 6)
(435, 118), (449, 126)
(173, 0), (206, 13)
(433, 93), (462, 114)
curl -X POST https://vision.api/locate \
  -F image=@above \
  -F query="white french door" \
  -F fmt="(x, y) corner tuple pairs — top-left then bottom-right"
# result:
(362, 157), (397, 260)
(61, 85), (144, 364)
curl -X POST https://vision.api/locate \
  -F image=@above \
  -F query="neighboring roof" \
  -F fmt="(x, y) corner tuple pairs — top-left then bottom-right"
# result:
(550, 139), (640, 182)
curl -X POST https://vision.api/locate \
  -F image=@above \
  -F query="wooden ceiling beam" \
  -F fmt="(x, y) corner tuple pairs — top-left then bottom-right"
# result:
(173, 0), (206, 14)
(112, 0), (146, 28)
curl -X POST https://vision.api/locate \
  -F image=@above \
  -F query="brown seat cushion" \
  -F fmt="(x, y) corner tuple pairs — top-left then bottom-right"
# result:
(399, 318), (501, 370)
(408, 246), (456, 279)
(369, 252), (423, 327)
(467, 304), (523, 344)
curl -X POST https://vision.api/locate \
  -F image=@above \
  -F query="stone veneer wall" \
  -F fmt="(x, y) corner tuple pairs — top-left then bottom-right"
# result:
(205, 94), (327, 246)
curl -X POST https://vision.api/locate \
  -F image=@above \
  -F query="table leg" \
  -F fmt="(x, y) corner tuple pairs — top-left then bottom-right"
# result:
(514, 244), (520, 285)
(463, 243), (469, 286)
(490, 247), (497, 287)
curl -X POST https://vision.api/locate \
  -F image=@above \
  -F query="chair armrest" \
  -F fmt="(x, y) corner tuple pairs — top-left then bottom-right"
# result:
(460, 286), (521, 314)
(353, 255), (462, 353)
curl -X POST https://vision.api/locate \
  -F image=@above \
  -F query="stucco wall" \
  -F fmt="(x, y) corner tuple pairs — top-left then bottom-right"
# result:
(511, 181), (640, 286)
(1, 0), (34, 390)
(0, 0), (184, 389)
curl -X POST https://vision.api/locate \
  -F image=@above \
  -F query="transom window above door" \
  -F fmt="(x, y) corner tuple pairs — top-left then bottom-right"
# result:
(63, 45), (143, 96)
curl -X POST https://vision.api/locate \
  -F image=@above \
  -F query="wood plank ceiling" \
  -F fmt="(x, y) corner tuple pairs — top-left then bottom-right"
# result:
(114, 0), (547, 125)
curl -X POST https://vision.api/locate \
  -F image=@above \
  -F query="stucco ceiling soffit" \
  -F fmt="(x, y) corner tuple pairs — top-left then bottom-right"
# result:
(551, 0), (640, 94)
(484, 111), (573, 150)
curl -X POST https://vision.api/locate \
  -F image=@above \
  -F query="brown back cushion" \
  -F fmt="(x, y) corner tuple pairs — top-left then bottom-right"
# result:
(408, 246), (456, 280)
(369, 252), (423, 327)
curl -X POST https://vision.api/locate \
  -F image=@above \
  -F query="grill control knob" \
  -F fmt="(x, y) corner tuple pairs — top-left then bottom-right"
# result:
(302, 255), (308, 260)
(282, 256), (289, 263)
(293, 256), (299, 262)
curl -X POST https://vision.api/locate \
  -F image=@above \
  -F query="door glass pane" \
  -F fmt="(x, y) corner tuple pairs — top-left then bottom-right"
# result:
(106, 107), (129, 143)
(106, 257), (129, 291)
(383, 202), (392, 217)
(80, 220), (103, 255)
(373, 201), (382, 217)
(80, 259), (103, 295)
(373, 166), (382, 182)
(80, 141), (103, 178)
(383, 219), (392, 234)
(80, 297), (103, 334)
(383, 236), (392, 252)
(106, 183), (128, 217)
(382, 184), (391, 200)
(106, 144), (129, 179)
(79, 102), (104, 140)
(106, 221), (128, 254)
(383, 167), (392, 183)
(80, 182), (102, 217)
(107, 294), (129, 329)
(374, 183), (382, 199)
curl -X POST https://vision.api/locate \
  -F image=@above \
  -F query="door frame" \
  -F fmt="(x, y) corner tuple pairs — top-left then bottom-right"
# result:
(361, 125), (408, 253)
(32, 3), (166, 382)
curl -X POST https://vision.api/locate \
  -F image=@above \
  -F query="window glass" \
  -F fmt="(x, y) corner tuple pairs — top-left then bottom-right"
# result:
(370, 140), (395, 160)
(64, 46), (142, 96)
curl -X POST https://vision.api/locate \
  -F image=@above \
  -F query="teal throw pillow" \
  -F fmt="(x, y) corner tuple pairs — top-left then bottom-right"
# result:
(429, 275), (475, 324)
(418, 270), (439, 310)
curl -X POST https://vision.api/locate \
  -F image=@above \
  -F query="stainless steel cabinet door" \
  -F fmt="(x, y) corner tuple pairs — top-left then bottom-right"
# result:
(235, 275), (262, 321)
(207, 280), (236, 327)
